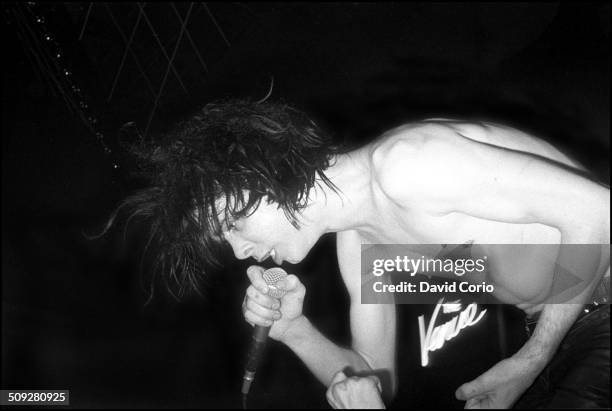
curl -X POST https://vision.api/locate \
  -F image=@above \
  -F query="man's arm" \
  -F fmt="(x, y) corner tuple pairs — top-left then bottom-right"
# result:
(377, 122), (609, 286)
(279, 230), (397, 400)
(377, 122), (610, 407)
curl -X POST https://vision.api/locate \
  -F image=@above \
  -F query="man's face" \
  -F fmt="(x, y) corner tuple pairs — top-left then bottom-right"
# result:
(220, 197), (317, 265)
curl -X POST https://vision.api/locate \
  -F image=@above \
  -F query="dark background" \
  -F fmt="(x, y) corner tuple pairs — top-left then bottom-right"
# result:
(2, 2), (609, 409)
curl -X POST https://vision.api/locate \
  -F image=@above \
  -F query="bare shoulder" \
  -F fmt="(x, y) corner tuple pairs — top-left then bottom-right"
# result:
(423, 118), (585, 169)
(369, 120), (472, 204)
(369, 121), (451, 163)
(368, 118), (586, 207)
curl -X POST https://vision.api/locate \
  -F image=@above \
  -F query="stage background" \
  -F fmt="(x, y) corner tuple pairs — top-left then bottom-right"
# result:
(2, 3), (609, 408)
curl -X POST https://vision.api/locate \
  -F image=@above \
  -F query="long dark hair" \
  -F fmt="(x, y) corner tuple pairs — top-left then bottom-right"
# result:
(100, 98), (340, 300)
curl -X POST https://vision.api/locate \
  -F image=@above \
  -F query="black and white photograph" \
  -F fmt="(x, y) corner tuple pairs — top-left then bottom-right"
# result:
(2, 2), (610, 409)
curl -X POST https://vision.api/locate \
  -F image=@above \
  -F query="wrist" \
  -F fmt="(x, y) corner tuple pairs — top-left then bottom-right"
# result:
(278, 315), (310, 346)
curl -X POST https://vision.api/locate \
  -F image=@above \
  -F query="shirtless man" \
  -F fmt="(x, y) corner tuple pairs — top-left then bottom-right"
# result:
(114, 99), (610, 408)
(241, 116), (609, 408)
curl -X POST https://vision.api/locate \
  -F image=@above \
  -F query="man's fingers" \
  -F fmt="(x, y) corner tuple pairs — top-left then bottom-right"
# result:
(464, 395), (488, 409)
(245, 298), (281, 320)
(326, 388), (341, 409)
(327, 372), (347, 409)
(244, 309), (273, 327)
(464, 398), (481, 409)
(246, 285), (279, 309)
(456, 385), (468, 401)
(330, 371), (348, 385)
(246, 265), (268, 294)
(456, 379), (485, 401)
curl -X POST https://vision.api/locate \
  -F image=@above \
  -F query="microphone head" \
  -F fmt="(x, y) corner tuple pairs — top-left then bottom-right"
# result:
(263, 267), (288, 299)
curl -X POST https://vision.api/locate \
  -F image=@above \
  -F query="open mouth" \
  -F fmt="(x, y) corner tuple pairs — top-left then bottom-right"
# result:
(256, 248), (278, 264)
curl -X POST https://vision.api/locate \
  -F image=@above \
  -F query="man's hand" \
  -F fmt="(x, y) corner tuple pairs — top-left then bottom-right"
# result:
(326, 371), (385, 409)
(455, 355), (544, 409)
(242, 265), (306, 341)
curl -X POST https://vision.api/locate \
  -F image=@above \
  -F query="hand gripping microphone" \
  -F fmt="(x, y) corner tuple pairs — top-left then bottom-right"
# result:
(241, 267), (288, 396)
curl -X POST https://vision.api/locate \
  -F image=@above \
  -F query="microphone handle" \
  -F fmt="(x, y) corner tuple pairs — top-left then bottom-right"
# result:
(242, 325), (271, 395)
(245, 325), (270, 372)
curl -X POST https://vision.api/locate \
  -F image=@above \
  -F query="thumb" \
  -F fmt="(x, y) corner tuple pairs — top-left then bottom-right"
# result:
(455, 379), (485, 401)
(277, 274), (297, 290)
(277, 275), (304, 296)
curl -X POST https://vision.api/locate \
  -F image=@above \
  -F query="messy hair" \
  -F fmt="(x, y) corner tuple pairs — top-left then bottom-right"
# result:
(104, 98), (340, 300)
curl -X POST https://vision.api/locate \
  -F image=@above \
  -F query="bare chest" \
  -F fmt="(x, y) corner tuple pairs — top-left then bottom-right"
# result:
(361, 200), (561, 245)
(358, 204), (562, 303)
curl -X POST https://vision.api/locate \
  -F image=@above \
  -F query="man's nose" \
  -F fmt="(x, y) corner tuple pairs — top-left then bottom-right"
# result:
(233, 244), (253, 260)
(224, 232), (253, 260)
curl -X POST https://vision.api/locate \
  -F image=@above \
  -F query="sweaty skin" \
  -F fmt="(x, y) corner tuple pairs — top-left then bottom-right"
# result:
(234, 119), (610, 407)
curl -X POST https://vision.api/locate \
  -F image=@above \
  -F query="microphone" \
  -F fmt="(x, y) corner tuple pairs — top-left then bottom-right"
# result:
(241, 267), (288, 396)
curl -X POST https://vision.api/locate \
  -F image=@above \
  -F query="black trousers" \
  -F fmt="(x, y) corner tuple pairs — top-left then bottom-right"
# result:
(514, 304), (610, 409)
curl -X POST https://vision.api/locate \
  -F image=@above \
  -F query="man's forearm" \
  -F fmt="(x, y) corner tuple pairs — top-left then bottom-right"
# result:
(515, 303), (583, 367)
(515, 239), (608, 367)
(280, 315), (374, 387)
